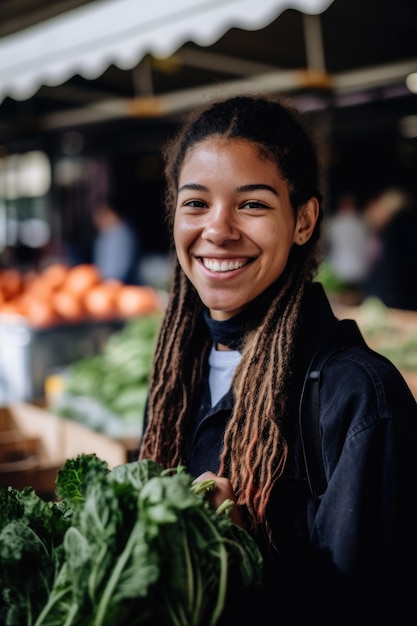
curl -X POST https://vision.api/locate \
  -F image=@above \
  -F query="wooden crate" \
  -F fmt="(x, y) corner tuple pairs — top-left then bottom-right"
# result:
(0, 402), (127, 495)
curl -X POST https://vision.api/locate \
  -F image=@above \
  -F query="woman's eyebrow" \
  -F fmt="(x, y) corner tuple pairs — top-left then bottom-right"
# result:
(236, 183), (279, 196)
(178, 183), (208, 193)
(178, 182), (279, 195)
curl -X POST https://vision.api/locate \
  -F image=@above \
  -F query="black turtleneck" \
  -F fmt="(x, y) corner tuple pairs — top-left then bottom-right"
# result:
(202, 276), (285, 350)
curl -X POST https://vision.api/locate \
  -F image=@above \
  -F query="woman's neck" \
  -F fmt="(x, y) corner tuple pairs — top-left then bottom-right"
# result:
(215, 342), (232, 351)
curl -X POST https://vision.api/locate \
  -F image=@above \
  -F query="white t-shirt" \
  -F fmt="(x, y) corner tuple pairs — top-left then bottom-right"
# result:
(208, 345), (242, 407)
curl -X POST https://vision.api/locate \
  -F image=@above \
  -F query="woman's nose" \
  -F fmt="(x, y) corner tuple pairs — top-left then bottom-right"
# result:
(201, 207), (241, 244)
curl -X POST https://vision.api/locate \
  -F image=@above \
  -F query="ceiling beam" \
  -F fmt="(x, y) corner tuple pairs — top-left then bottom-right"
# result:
(37, 57), (417, 130)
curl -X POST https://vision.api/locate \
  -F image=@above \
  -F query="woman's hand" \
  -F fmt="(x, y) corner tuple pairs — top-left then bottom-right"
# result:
(193, 471), (245, 528)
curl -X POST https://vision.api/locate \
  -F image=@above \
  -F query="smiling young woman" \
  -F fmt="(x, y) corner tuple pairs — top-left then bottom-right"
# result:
(138, 94), (417, 623)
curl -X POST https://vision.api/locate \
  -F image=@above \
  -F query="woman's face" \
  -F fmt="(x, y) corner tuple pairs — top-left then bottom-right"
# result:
(173, 137), (318, 320)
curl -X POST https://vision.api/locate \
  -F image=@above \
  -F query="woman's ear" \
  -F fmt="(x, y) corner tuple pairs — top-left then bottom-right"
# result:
(293, 197), (319, 245)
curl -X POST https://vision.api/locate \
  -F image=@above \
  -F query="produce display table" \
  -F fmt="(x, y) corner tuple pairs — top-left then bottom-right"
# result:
(331, 297), (417, 400)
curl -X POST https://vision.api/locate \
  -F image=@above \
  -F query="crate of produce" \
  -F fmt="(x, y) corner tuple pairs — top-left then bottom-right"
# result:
(0, 263), (165, 403)
(0, 402), (127, 495)
(0, 318), (125, 402)
(45, 313), (162, 442)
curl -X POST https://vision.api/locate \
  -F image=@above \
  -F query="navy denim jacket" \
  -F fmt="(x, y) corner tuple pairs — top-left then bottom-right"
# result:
(186, 283), (417, 621)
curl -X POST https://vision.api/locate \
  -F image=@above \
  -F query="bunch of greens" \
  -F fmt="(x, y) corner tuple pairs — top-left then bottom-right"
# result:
(0, 454), (263, 626)
(54, 314), (163, 435)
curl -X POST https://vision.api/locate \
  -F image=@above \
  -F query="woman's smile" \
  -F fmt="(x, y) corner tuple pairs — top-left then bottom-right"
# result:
(201, 257), (252, 272)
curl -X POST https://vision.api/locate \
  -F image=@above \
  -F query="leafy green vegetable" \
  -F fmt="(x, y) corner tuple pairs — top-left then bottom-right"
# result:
(54, 452), (110, 506)
(0, 454), (263, 626)
(53, 314), (163, 435)
(316, 261), (350, 294)
(0, 486), (70, 626)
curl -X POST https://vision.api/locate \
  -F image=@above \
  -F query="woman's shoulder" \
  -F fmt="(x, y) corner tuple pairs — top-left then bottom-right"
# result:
(320, 342), (417, 440)
(308, 314), (413, 396)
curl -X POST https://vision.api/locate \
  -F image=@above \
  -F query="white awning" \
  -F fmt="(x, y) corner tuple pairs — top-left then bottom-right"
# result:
(0, 0), (334, 104)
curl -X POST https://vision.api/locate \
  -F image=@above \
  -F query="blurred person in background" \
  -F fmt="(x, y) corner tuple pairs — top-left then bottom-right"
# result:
(325, 190), (372, 298)
(364, 183), (417, 310)
(92, 195), (142, 285)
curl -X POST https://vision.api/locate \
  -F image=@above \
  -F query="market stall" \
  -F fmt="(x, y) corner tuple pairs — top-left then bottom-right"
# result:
(0, 262), (164, 491)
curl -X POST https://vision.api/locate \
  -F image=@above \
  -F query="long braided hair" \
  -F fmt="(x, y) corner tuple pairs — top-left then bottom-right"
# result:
(139, 94), (324, 535)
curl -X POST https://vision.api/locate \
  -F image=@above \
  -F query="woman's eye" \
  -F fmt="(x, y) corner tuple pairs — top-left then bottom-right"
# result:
(183, 199), (206, 208)
(242, 200), (268, 209)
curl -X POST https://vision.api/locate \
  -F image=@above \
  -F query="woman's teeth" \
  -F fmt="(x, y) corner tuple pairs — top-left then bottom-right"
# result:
(203, 259), (246, 272)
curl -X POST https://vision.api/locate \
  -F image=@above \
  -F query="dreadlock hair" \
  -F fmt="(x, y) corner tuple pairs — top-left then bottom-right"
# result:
(139, 94), (324, 537)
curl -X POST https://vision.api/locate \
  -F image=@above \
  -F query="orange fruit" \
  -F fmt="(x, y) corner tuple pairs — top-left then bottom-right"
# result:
(116, 285), (160, 317)
(63, 264), (101, 298)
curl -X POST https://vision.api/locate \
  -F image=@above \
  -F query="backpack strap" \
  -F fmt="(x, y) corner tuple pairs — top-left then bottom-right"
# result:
(299, 319), (367, 501)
